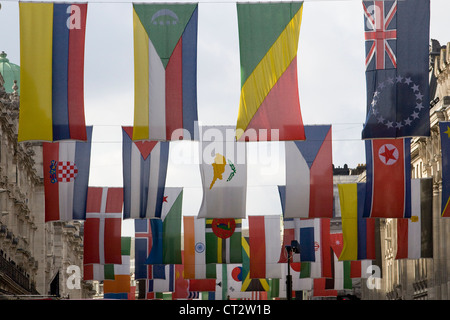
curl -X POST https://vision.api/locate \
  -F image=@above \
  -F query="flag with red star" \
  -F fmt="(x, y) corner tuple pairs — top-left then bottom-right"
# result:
(364, 138), (411, 218)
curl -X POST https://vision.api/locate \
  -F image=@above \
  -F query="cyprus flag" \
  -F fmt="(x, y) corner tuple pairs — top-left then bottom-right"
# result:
(198, 126), (247, 219)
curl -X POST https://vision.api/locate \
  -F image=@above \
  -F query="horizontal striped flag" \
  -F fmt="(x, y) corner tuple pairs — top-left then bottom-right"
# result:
(364, 138), (411, 218)
(248, 215), (282, 279)
(18, 2), (88, 142)
(236, 2), (305, 141)
(183, 216), (216, 279)
(132, 3), (198, 141)
(122, 126), (169, 219)
(83, 187), (123, 265)
(103, 237), (132, 298)
(338, 183), (376, 260)
(43, 126), (92, 222)
(396, 178), (433, 259)
(284, 125), (333, 218)
(440, 122), (450, 217)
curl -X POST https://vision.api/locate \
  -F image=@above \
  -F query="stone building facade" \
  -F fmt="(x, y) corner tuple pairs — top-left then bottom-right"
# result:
(0, 53), (94, 299)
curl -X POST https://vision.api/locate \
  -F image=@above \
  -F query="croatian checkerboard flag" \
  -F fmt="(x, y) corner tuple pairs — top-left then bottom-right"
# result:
(364, 138), (411, 218)
(43, 126), (92, 222)
(362, 0), (430, 138)
(83, 187), (123, 265)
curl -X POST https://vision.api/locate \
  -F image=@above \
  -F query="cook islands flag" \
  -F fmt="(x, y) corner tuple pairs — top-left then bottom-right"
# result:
(362, 0), (430, 138)
(132, 3), (198, 141)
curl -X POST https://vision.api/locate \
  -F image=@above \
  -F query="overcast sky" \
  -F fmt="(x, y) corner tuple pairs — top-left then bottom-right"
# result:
(1, 0), (449, 235)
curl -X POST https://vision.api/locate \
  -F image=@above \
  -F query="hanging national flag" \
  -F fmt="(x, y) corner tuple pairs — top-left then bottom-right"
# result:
(198, 126), (247, 219)
(284, 125), (333, 218)
(312, 278), (338, 298)
(18, 2), (88, 142)
(134, 219), (153, 280)
(364, 138), (411, 218)
(122, 126), (169, 219)
(173, 260), (189, 300)
(235, 2), (305, 141)
(440, 122), (450, 217)
(338, 183), (376, 260)
(205, 218), (243, 264)
(396, 178), (433, 259)
(83, 187), (123, 265)
(150, 264), (175, 293)
(132, 3), (198, 141)
(330, 233), (352, 290)
(361, 0), (430, 138)
(103, 237), (132, 299)
(241, 237), (270, 292)
(248, 215), (282, 279)
(145, 188), (183, 265)
(183, 216), (216, 279)
(188, 279), (216, 293)
(43, 126), (92, 222)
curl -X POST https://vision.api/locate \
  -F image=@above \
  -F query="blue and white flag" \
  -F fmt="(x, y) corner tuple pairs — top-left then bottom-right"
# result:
(122, 126), (169, 219)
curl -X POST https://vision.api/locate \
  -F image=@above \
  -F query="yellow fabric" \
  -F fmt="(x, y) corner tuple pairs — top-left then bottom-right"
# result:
(132, 8), (150, 140)
(338, 184), (358, 261)
(236, 6), (303, 140)
(18, 2), (54, 142)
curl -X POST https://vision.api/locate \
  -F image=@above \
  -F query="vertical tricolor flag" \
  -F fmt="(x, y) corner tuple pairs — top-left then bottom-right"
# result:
(364, 138), (411, 218)
(361, 0), (430, 139)
(122, 126), (169, 219)
(198, 126), (247, 219)
(83, 187), (123, 265)
(439, 122), (450, 217)
(145, 187), (183, 265)
(235, 2), (305, 141)
(18, 2), (88, 142)
(132, 3), (198, 141)
(284, 125), (333, 218)
(396, 178), (433, 259)
(43, 126), (92, 222)
(134, 219), (153, 280)
(338, 183), (376, 261)
(205, 218), (242, 264)
(183, 216), (216, 279)
(248, 215), (283, 279)
(150, 264), (175, 293)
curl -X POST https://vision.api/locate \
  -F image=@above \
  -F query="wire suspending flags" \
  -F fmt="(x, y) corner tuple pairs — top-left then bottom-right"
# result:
(18, 2), (88, 142)
(132, 2), (199, 141)
(236, 1), (305, 141)
(361, 0), (430, 139)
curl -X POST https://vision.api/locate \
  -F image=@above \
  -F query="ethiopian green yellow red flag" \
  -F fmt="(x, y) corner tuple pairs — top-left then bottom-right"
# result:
(236, 2), (305, 141)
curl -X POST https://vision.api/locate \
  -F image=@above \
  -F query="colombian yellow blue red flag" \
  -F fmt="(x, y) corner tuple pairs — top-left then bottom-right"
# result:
(19, 2), (88, 142)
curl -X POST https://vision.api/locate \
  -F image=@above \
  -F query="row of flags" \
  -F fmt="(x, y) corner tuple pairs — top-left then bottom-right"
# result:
(14, 0), (447, 300)
(16, 1), (431, 143)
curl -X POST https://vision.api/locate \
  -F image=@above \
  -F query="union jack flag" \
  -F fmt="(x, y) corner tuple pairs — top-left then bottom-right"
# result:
(363, 0), (397, 70)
